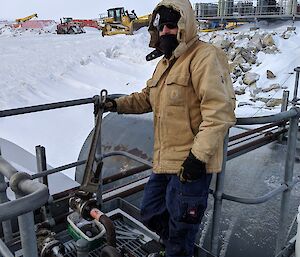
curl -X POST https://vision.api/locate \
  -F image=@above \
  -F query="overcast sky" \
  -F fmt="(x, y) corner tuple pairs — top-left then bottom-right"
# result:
(1, 0), (199, 21)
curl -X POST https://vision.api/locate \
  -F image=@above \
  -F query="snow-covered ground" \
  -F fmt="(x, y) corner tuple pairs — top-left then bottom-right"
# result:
(0, 21), (299, 178)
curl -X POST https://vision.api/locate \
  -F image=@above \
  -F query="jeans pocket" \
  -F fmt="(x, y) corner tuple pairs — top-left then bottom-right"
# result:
(178, 195), (207, 224)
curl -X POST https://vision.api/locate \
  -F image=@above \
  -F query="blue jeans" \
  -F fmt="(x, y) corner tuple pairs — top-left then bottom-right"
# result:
(140, 173), (212, 257)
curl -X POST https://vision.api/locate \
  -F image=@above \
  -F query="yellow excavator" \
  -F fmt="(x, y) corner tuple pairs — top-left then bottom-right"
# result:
(101, 7), (150, 36)
(15, 13), (38, 23)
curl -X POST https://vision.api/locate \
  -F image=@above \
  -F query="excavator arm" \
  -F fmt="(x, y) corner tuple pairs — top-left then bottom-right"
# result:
(15, 13), (38, 23)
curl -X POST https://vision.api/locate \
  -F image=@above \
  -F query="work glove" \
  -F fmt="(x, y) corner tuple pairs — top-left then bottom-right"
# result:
(103, 98), (117, 112)
(178, 151), (206, 183)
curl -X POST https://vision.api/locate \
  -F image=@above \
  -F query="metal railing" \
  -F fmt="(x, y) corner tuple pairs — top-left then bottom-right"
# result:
(0, 68), (299, 257)
(193, 0), (300, 21)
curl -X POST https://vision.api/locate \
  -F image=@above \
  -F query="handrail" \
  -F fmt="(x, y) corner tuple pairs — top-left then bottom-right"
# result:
(0, 96), (98, 118)
(236, 107), (300, 125)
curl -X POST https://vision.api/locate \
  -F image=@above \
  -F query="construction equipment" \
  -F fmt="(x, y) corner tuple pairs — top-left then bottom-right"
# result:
(15, 13), (38, 23)
(56, 17), (85, 34)
(198, 20), (226, 32)
(101, 7), (151, 36)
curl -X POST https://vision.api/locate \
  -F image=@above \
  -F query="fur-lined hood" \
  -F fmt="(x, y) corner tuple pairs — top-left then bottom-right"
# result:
(148, 0), (199, 58)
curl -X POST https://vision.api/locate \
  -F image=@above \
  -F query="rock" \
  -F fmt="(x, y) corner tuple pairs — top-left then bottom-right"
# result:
(233, 66), (243, 78)
(238, 102), (253, 107)
(227, 48), (237, 61)
(256, 61), (262, 67)
(210, 34), (225, 48)
(266, 70), (276, 79)
(235, 34), (250, 41)
(262, 34), (275, 47)
(243, 72), (260, 85)
(240, 48), (257, 64)
(220, 39), (233, 50)
(261, 83), (281, 92)
(252, 97), (282, 107)
(232, 54), (246, 65)
(248, 33), (263, 51)
(262, 45), (279, 54)
(266, 98), (282, 107)
(281, 31), (292, 39)
(234, 86), (246, 95)
(249, 83), (262, 97)
(239, 63), (252, 72)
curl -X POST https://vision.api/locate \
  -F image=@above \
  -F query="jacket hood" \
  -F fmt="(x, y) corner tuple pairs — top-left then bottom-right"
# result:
(148, 0), (199, 58)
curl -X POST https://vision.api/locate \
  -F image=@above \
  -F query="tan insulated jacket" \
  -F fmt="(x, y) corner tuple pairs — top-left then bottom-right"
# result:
(115, 0), (236, 173)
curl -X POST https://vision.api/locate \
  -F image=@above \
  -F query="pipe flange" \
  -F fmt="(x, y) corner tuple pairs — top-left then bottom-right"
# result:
(9, 172), (31, 195)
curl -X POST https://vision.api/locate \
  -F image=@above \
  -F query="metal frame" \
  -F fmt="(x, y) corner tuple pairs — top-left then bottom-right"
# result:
(0, 68), (300, 257)
(193, 0), (300, 21)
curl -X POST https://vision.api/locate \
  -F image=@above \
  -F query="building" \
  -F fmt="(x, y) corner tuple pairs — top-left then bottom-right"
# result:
(194, 3), (218, 18)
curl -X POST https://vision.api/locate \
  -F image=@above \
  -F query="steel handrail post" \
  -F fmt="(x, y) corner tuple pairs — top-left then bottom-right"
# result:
(275, 109), (299, 254)
(210, 132), (229, 256)
(279, 90), (290, 142)
(292, 67), (300, 105)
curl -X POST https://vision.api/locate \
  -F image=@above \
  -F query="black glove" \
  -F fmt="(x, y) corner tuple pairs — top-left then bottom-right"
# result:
(103, 98), (117, 112)
(178, 151), (206, 182)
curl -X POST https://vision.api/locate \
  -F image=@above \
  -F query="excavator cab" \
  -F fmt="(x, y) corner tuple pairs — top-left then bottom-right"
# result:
(107, 7), (125, 23)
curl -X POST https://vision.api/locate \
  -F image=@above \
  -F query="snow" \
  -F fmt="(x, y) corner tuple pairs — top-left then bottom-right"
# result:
(0, 21), (299, 179)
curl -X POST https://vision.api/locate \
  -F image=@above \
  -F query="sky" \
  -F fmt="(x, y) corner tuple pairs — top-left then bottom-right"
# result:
(1, 0), (200, 21)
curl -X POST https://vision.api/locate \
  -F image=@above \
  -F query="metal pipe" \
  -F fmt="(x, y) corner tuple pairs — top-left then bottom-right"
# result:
(0, 156), (17, 179)
(275, 111), (299, 253)
(103, 164), (150, 185)
(0, 174), (13, 243)
(103, 151), (153, 167)
(227, 130), (285, 160)
(236, 108), (299, 125)
(31, 160), (86, 180)
(210, 133), (229, 256)
(0, 180), (49, 222)
(222, 184), (287, 204)
(228, 121), (284, 142)
(0, 96), (98, 118)
(0, 158), (49, 221)
(0, 239), (14, 257)
(17, 211), (38, 257)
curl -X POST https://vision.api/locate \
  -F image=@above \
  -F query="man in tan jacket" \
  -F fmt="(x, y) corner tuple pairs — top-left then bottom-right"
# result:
(104, 0), (236, 256)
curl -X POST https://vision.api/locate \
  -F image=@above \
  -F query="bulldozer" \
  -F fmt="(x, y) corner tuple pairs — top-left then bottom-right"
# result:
(101, 7), (151, 36)
(56, 17), (85, 35)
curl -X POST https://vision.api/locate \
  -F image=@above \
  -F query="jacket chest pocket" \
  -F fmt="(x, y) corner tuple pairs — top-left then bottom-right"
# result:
(146, 78), (159, 107)
(165, 75), (190, 106)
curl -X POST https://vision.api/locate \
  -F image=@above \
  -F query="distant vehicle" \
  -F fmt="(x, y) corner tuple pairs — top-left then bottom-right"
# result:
(101, 7), (151, 36)
(15, 13), (38, 23)
(198, 20), (226, 32)
(56, 17), (85, 34)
